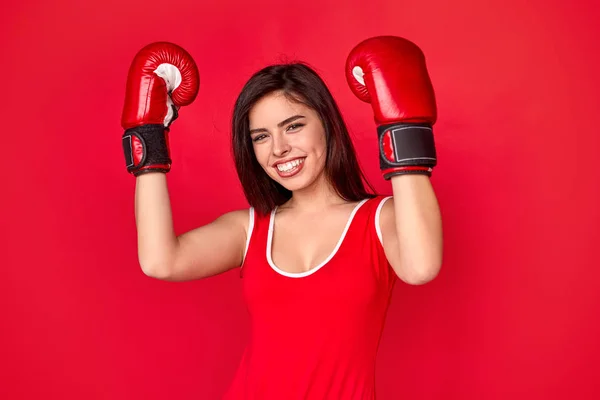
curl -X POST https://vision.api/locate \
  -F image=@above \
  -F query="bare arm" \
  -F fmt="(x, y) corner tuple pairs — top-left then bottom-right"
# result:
(135, 173), (248, 281)
(380, 175), (443, 285)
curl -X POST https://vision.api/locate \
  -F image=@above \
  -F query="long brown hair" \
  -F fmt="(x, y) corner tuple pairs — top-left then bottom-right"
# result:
(232, 62), (376, 215)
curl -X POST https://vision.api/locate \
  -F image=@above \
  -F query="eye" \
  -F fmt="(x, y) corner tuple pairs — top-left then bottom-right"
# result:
(286, 123), (305, 132)
(252, 134), (268, 142)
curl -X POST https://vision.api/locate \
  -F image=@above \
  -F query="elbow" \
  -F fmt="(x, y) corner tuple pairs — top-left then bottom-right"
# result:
(395, 243), (443, 285)
(138, 245), (179, 280)
(139, 260), (173, 280)
(396, 260), (442, 286)
(403, 270), (439, 285)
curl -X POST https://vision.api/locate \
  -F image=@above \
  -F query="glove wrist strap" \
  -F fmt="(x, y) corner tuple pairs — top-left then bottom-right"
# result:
(377, 123), (437, 180)
(122, 124), (171, 176)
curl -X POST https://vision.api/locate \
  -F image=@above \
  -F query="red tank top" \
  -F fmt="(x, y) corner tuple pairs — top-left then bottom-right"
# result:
(223, 195), (397, 400)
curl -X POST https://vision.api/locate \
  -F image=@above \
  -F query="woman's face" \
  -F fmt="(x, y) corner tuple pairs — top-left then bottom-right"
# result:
(249, 91), (327, 192)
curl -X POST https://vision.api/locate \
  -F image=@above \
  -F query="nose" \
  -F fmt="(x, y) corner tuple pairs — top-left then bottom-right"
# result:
(272, 133), (291, 157)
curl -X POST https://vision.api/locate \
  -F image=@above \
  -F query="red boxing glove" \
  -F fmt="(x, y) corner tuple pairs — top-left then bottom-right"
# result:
(121, 42), (199, 176)
(345, 36), (437, 179)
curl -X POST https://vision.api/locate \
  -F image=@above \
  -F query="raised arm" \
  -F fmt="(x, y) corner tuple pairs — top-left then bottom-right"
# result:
(345, 36), (443, 284)
(134, 174), (248, 281)
(121, 42), (247, 281)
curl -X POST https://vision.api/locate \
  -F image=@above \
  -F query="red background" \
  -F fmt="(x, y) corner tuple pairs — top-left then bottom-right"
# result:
(2, 0), (599, 398)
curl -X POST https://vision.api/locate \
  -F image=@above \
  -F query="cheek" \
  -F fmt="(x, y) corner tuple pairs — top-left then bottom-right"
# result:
(302, 129), (326, 152)
(314, 132), (327, 156)
(252, 144), (271, 169)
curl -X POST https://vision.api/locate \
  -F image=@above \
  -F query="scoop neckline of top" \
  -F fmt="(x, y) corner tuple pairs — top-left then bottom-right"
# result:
(266, 198), (369, 278)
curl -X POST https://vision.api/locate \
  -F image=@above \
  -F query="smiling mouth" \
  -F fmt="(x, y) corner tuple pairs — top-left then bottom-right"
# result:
(274, 158), (305, 177)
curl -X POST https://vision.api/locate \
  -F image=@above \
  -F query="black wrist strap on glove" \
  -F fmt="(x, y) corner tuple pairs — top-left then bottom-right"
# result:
(122, 124), (171, 176)
(378, 123), (437, 180)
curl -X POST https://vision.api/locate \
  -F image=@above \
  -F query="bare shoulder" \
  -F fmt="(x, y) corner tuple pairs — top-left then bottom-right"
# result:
(204, 206), (253, 248)
(379, 195), (395, 220)
(214, 207), (252, 230)
(377, 196), (397, 245)
(168, 206), (254, 281)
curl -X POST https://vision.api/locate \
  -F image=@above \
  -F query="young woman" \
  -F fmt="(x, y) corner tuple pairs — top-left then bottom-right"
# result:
(121, 36), (443, 399)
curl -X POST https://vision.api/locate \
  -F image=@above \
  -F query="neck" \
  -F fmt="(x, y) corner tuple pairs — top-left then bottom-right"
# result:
(282, 174), (346, 213)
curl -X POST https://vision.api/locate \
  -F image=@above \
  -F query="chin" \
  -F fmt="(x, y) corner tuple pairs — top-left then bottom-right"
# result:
(274, 176), (311, 192)
(273, 171), (324, 193)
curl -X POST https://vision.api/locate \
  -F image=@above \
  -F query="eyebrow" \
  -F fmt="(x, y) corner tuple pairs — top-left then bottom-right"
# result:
(249, 115), (305, 135)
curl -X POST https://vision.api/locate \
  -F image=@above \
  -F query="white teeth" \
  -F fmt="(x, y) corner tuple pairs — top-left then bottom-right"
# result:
(277, 158), (304, 172)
